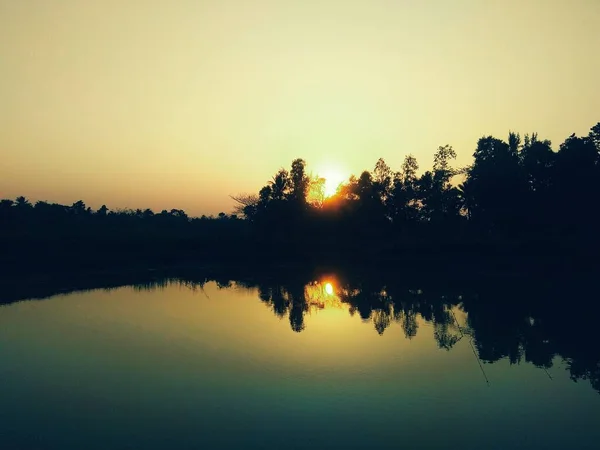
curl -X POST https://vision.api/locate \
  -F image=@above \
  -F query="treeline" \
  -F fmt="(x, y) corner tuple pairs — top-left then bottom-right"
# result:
(0, 197), (238, 223)
(233, 121), (600, 255)
(0, 198), (251, 272)
(1, 121), (599, 273)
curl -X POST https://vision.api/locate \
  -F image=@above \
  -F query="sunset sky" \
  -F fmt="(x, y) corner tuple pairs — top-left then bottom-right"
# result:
(1, 0), (599, 216)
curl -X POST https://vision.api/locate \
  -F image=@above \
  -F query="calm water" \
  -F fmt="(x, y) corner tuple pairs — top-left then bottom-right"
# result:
(1, 273), (599, 450)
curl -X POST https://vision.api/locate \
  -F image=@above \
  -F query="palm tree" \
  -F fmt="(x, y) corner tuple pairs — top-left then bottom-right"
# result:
(15, 196), (32, 209)
(269, 169), (289, 201)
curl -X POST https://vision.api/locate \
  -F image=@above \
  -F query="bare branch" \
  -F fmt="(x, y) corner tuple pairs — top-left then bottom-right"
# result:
(229, 193), (259, 216)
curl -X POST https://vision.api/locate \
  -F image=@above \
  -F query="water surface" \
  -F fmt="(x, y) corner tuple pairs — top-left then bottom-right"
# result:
(1, 274), (599, 449)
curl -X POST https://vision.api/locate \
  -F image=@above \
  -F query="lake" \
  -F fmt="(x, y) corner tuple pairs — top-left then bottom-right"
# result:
(1, 270), (599, 449)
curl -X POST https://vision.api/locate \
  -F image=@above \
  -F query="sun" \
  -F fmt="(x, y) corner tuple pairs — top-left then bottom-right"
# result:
(324, 282), (334, 295)
(320, 167), (346, 197)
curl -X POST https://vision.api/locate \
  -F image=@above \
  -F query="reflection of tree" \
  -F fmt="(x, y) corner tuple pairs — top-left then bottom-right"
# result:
(271, 286), (289, 319)
(257, 284), (290, 319)
(433, 322), (461, 351)
(372, 310), (391, 335)
(254, 279), (340, 333)
(289, 303), (305, 333)
(458, 280), (600, 394)
(467, 307), (531, 365)
(400, 308), (419, 340)
(568, 359), (600, 393)
(286, 283), (308, 333)
(242, 271), (600, 395)
(6, 267), (598, 395)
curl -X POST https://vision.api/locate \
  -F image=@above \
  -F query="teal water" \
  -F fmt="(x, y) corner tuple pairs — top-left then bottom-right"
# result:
(0, 277), (598, 449)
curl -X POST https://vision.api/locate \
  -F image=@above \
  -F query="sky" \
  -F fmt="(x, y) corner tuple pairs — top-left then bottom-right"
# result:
(1, 0), (599, 216)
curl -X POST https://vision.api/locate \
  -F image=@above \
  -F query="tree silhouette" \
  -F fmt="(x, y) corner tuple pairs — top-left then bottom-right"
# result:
(464, 135), (528, 233)
(289, 158), (310, 206)
(270, 168), (289, 201)
(15, 196), (32, 209)
(588, 122), (600, 149)
(389, 154), (420, 225)
(418, 146), (462, 223)
(308, 175), (326, 207)
(3, 119), (600, 283)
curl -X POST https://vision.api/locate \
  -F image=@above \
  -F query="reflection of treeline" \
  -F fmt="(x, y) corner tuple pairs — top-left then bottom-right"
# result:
(254, 277), (462, 346)
(1, 121), (599, 272)
(2, 267), (598, 394)
(237, 271), (600, 395)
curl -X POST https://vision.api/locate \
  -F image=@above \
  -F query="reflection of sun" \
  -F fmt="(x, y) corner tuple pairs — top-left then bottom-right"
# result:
(325, 282), (334, 295)
(303, 280), (343, 310)
(320, 168), (346, 197)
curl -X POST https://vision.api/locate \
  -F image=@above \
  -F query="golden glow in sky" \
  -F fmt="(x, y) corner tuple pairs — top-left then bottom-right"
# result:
(318, 167), (347, 197)
(1, 0), (599, 215)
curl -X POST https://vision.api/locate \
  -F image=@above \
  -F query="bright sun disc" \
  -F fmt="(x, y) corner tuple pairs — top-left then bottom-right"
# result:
(321, 168), (346, 197)
(324, 282), (334, 295)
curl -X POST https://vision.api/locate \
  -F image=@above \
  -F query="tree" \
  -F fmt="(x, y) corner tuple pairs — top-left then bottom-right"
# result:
(230, 193), (259, 218)
(258, 185), (272, 202)
(337, 175), (360, 202)
(0, 199), (14, 211)
(288, 158), (310, 205)
(373, 158), (393, 205)
(389, 155), (420, 224)
(15, 196), (32, 209)
(170, 209), (188, 220)
(0, 199), (14, 222)
(400, 154), (419, 186)
(465, 136), (527, 232)
(308, 175), (326, 207)
(96, 205), (109, 217)
(588, 122), (600, 150)
(419, 145), (462, 223)
(70, 200), (89, 216)
(553, 132), (600, 235)
(13, 196), (33, 222)
(520, 136), (554, 193)
(433, 144), (457, 174)
(270, 168), (289, 201)
(508, 131), (521, 158)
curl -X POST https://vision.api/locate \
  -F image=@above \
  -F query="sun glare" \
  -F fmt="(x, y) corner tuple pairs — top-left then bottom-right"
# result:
(324, 282), (334, 295)
(320, 168), (346, 197)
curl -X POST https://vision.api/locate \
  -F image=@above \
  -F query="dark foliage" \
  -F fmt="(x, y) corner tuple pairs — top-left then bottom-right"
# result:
(1, 122), (599, 274)
(231, 122), (600, 265)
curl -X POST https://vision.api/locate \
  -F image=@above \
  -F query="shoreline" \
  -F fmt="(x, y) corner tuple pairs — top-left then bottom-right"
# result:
(2, 250), (597, 305)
